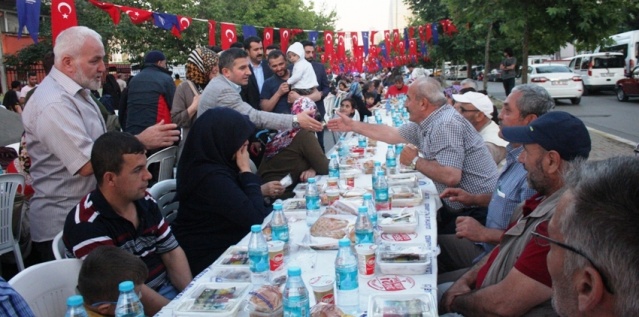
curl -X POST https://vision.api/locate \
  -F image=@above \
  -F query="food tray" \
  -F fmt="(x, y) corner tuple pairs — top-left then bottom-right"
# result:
(173, 283), (251, 316)
(390, 186), (424, 208)
(387, 174), (417, 187)
(376, 243), (431, 275)
(378, 209), (418, 234)
(208, 266), (252, 283)
(212, 245), (249, 267)
(367, 293), (437, 317)
(282, 198), (306, 212)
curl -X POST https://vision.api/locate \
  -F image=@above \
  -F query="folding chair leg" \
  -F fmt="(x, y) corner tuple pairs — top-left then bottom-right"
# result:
(13, 242), (24, 271)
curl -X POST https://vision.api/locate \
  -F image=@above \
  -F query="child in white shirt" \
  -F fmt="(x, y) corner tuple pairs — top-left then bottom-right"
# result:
(286, 42), (318, 95)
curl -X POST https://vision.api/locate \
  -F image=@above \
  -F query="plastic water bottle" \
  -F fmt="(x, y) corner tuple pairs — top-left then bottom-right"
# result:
(65, 295), (89, 317)
(338, 136), (348, 158)
(115, 281), (144, 317)
(358, 134), (367, 148)
(363, 115), (369, 123)
(335, 238), (359, 314)
(328, 154), (340, 178)
(396, 144), (404, 169)
(271, 203), (289, 244)
(386, 145), (397, 175)
(283, 266), (310, 317)
(362, 193), (378, 228)
(305, 178), (320, 226)
(355, 206), (374, 244)
(248, 224), (270, 286)
(374, 171), (390, 211)
(372, 161), (382, 185)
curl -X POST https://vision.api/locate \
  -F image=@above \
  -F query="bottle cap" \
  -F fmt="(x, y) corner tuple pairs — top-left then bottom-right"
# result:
(288, 266), (302, 277)
(273, 203), (282, 211)
(363, 192), (372, 199)
(251, 224), (262, 233)
(119, 281), (134, 292)
(374, 161), (381, 166)
(308, 177), (316, 183)
(338, 238), (351, 247)
(67, 295), (84, 306)
(331, 153), (337, 158)
(358, 206), (368, 213)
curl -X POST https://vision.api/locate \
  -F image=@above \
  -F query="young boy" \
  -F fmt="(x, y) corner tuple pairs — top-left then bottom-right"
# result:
(77, 246), (149, 317)
(286, 42), (318, 95)
(364, 92), (378, 109)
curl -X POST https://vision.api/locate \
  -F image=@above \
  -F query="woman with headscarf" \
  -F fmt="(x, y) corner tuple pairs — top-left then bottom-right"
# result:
(258, 97), (329, 199)
(172, 107), (270, 275)
(171, 47), (219, 156)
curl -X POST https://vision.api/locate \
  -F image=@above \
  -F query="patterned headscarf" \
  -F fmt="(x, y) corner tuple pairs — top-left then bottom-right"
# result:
(186, 47), (218, 89)
(264, 97), (317, 160)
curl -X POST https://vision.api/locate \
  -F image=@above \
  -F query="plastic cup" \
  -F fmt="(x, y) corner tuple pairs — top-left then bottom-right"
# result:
(267, 241), (285, 272)
(327, 177), (339, 189)
(309, 275), (335, 304)
(326, 189), (340, 205)
(345, 174), (355, 188)
(354, 243), (377, 277)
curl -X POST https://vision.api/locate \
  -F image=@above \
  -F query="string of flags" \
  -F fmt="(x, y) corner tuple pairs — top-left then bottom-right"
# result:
(16, 0), (459, 73)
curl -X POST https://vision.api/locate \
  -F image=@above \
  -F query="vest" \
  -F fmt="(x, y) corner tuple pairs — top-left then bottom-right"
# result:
(481, 188), (566, 317)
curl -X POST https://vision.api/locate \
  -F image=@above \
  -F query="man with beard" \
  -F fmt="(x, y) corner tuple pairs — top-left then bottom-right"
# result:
(545, 157), (639, 317)
(440, 111), (591, 317)
(240, 36), (273, 110)
(21, 26), (179, 262)
(261, 50), (295, 114)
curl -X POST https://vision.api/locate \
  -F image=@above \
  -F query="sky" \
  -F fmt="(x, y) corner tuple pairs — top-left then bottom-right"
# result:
(304, 0), (413, 46)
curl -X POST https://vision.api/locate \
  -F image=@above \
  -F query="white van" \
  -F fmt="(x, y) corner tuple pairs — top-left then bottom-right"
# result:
(568, 52), (625, 93)
(595, 30), (639, 76)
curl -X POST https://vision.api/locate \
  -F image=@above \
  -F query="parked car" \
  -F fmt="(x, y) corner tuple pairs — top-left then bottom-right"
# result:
(528, 64), (584, 105)
(488, 69), (502, 82)
(615, 66), (639, 101)
(568, 52), (626, 93)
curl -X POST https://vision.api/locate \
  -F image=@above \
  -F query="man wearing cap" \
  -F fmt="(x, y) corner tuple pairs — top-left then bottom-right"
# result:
(126, 50), (176, 140)
(453, 92), (508, 165)
(438, 84), (552, 283)
(440, 111), (591, 317)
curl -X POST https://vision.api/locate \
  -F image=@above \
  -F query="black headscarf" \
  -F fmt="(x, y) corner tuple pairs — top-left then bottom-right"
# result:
(176, 108), (256, 201)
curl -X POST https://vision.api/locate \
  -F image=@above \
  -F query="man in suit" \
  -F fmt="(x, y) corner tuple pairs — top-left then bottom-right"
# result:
(198, 48), (322, 132)
(241, 36), (274, 110)
(302, 40), (331, 151)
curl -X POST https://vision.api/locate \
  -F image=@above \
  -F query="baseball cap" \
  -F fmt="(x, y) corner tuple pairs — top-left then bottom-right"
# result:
(501, 111), (591, 160)
(144, 50), (166, 64)
(452, 92), (493, 119)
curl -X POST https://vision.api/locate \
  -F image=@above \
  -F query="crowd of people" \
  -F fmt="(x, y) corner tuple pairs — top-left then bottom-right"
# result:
(0, 25), (638, 317)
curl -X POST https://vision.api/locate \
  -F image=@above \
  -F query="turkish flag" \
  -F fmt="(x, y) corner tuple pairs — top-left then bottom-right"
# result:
(337, 32), (345, 61)
(418, 25), (425, 42)
(399, 41), (405, 56)
(51, 0), (78, 44)
(426, 24), (432, 43)
(88, 0), (119, 25)
(370, 45), (377, 58)
(280, 28), (291, 52)
(263, 27), (274, 48)
(350, 32), (359, 57)
(370, 30), (378, 46)
(409, 39), (417, 57)
(409, 26), (415, 39)
(121, 6), (153, 25)
(392, 29), (400, 51)
(324, 30), (334, 59)
(208, 20), (216, 47)
(291, 28), (304, 38)
(383, 30), (390, 46)
(171, 15), (191, 38)
(221, 23), (237, 50)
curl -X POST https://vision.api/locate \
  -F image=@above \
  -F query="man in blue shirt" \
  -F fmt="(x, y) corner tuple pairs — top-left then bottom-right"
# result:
(0, 277), (35, 317)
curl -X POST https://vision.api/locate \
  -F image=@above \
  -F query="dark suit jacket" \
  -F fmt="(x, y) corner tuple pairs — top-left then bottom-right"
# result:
(241, 59), (274, 110)
(311, 61), (330, 117)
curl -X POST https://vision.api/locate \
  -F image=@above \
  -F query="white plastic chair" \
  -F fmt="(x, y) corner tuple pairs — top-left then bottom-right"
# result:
(0, 173), (25, 271)
(149, 179), (179, 223)
(146, 146), (178, 182)
(52, 231), (67, 260)
(9, 258), (83, 317)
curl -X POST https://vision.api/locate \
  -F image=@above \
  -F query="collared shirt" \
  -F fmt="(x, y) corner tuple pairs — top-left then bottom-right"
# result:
(252, 62), (265, 93)
(222, 75), (242, 93)
(478, 144), (536, 256)
(0, 278), (35, 317)
(22, 66), (106, 242)
(398, 104), (499, 210)
(63, 189), (179, 291)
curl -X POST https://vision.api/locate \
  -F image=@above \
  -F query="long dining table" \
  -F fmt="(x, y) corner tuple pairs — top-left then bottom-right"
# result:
(155, 107), (442, 316)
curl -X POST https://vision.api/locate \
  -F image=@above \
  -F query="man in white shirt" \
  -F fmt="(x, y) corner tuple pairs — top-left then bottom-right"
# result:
(19, 72), (38, 105)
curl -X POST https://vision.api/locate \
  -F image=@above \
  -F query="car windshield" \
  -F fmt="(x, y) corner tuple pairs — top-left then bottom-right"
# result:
(592, 56), (625, 68)
(536, 66), (571, 73)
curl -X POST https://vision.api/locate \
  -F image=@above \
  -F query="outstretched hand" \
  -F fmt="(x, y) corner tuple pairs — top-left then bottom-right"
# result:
(296, 110), (323, 132)
(326, 111), (354, 132)
(136, 120), (180, 150)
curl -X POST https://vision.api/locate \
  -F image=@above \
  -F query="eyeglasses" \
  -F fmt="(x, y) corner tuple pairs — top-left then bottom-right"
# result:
(459, 107), (480, 114)
(531, 223), (614, 294)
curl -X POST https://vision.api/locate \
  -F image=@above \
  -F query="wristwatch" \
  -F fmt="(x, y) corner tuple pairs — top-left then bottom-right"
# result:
(409, 156), (419, 170)
(292, 115), (301, 129)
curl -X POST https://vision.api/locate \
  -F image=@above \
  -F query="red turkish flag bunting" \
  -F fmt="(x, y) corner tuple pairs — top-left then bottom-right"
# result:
(324, 30), (334, 59)
(409, 39), (417, 57)
(370, 30), (378, 46)
(426, 24), (432, 42)
(88, 0), (120, 25)
(221, 23), (237, 50)
(418, 25), (425, 42)
(280, 28), (291, 53)
(263, 27), (274, 48)
(51, 0), (79, 44)
(399, 41), (405, 55)
(171, 15), (191, 38)
(392, 29), (400, 52)
(383, 30), (390, 46)
(409, 26), (415, 39)
(291, 28), (304, 38)
(208, 20), (216, 47)
(337, 32), (345, 61)
(120, 6), (153, 25)
(350, 32), (359, 57)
